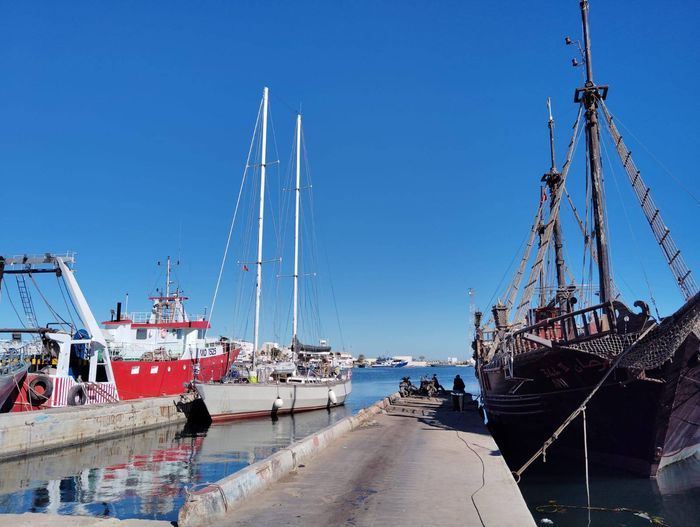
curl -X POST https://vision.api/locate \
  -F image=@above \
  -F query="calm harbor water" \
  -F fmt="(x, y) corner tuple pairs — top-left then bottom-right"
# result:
(0, 366), (697, 526)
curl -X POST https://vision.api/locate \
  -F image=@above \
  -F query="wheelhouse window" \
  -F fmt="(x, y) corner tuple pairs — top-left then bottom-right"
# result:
(136, 329), (148, 340)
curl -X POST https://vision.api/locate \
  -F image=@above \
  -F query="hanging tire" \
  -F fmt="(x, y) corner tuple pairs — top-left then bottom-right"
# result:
(67, 384), (87, 406)
(27, 375), (53, 406)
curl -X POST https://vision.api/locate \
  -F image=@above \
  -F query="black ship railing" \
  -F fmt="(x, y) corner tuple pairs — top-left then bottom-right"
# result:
(509, 301), (616, 356)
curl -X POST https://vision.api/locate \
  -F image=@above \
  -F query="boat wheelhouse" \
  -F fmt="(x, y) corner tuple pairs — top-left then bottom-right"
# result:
(102, 257), (239, 399)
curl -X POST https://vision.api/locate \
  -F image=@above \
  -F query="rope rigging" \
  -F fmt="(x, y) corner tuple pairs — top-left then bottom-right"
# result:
(600, 100), (698, 301)
(1, 277), (29, 327)
(601, 126), (661, 318)
(505, 202), (544, 313)
(208, 96), (263, 337)
(513, 106), (583, 325)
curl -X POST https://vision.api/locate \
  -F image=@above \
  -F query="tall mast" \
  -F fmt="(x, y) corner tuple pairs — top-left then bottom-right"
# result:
(578, 0), (612, 303)
(253, 86), (270, 370)
(292, 114), (302, 352)
(545, 98), (567, 308)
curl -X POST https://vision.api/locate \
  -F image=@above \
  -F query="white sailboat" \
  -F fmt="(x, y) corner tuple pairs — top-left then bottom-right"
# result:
(195, 88), (351, 422)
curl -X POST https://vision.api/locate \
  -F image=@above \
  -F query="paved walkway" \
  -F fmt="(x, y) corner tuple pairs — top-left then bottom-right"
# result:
(212, 395), (535, 527)
(0, 514), (170, 527)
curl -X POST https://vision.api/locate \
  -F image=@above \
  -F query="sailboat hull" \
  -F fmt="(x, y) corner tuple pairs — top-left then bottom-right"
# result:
(194, 377), (352, 423)
(480, 332), (699, 477)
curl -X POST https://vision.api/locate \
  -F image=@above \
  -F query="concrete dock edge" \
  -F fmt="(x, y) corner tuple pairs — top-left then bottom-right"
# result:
(0, 396), (186, 461)
(178, 393), (398, 527)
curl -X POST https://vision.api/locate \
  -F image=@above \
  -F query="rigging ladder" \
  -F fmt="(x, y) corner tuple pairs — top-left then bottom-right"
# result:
(15, 274), (41, 340)
(601, 101), (698, 301)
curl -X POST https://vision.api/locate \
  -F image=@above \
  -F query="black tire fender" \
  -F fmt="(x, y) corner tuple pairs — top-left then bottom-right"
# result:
(27, 375), (53, 406)
(67, 383), (87, 406)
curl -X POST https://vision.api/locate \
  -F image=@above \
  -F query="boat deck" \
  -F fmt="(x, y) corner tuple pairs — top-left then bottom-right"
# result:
(209, 395), (535, 527)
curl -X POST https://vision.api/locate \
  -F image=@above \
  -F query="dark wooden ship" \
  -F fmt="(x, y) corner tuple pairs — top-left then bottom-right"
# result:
(473, 1), (699, 478)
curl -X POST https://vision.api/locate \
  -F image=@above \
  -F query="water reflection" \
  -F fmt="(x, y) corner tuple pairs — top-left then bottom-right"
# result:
(0, 404), (355, 520)
(519, 450), (700, 527)
(655, 452), (700, 495)
(0, 423), (201, 518)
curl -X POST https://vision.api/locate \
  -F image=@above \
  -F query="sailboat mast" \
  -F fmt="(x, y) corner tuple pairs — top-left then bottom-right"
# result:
(292, 114), (301, 351)
(579, 0), (612, 303)
(253, 86), (270, 370)
(546, 99), (567, 306)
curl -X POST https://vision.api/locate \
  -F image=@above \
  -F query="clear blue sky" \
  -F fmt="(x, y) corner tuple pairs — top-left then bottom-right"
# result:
(1, 1), (697, 359)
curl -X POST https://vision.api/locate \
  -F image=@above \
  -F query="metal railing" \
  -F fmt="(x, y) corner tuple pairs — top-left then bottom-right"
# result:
(125, 312), (207, 324)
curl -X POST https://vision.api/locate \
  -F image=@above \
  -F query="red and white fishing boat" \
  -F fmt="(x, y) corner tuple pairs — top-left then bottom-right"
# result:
(1, 253), (120, 412)
(102, 257), (240, 400)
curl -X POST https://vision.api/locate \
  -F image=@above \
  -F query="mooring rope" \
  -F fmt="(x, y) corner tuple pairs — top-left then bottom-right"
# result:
(583, 406), (591, 526)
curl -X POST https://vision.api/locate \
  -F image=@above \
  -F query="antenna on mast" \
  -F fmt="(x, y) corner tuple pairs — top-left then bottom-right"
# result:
(546, 97), (557, 173)
(166, 256), (171, 298)
(467, 288), (476, 345)
(565, 36), (586, 68)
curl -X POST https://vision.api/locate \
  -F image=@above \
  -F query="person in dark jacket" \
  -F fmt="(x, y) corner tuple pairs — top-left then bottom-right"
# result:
(452, 374), (466, 411)
(431, 374), (444, 392)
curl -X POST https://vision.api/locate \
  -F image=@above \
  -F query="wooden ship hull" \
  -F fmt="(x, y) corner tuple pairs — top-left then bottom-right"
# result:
(478, 295), (700, 477)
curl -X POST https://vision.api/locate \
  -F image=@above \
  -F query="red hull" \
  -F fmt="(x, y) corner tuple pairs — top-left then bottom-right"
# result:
(112, 349), (240, 400)
(10, 373), (119, 412)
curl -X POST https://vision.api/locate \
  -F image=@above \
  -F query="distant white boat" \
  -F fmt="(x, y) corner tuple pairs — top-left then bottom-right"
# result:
(371, 357), (408, 368)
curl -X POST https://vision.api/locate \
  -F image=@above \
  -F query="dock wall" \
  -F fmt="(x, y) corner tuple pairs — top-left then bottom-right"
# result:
(178, 393), (398, 527)
(0, 396), (185, 461)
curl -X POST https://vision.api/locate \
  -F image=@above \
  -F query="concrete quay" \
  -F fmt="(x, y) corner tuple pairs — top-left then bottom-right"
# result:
(0, 513), (171, 527)
(0, 395), (186, 461)
(183, 395), (535, 527)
